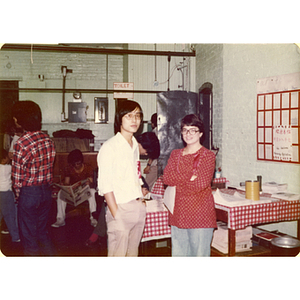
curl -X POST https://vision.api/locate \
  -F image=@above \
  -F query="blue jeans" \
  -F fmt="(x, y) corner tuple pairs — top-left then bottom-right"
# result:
(0, 190), (20, 242)
(18, 185), (54, 256)
(171, 226), (214, 257)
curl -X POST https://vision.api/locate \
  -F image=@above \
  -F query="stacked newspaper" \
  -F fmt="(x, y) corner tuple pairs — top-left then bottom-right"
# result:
(271, 192), (300, 201)
(262, 182), (288, 193)
(213, 188), (274, 207)
(212, 221), (253, 254)
(262, 182), (300, 200)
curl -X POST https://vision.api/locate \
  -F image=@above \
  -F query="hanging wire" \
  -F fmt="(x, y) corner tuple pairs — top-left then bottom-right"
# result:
(159, 63), (181, 85)
(154, 44), (157, 82)
(157, 44), (187, 87)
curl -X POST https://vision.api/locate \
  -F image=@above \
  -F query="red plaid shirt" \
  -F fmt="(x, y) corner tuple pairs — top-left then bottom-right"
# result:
(12, 131), (56, 198)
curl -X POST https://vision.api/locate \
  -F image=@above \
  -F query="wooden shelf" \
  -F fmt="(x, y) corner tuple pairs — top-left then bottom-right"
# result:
(139, 238), (171, 257)
(211, 244), (272, 257)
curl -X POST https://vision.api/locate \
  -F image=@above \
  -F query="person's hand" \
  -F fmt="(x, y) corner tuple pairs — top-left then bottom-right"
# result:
(87, 177), (93, 186)
(143, 165), (150, 174)
(8, 152), (13, 160)
(190, 174), (197, 181)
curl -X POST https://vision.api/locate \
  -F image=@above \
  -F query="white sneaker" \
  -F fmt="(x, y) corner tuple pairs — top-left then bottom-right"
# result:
(90, 217), (98, 227)
(51, 218), (65, 227)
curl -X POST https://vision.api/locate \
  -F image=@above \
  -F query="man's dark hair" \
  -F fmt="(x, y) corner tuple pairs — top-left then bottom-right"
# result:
(114, 99), (143, 134)
(136, 132), (160, 159)
(12, 100), (42, 131)
(0, 149), (8, 161)
(141, 176), (149, 191)
(151, 113), (157, 128)
(68, 149), (84, 166)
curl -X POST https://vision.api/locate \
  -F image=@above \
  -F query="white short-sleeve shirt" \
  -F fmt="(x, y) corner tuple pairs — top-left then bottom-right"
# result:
(97, 132), (143, 204)
(0, 164), (12, 192)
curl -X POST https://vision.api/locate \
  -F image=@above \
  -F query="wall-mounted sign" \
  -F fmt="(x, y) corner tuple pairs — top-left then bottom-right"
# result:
(113, 82), (134, 99)
(257, 72), (300, 164)
(273, 125), (293, 161)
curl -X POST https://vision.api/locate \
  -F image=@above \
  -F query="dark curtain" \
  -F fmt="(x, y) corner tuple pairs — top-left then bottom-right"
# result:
(157, 91), (199, 177)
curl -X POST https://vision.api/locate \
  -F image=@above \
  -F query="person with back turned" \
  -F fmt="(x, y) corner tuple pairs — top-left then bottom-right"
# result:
(12, 100), (56, 256)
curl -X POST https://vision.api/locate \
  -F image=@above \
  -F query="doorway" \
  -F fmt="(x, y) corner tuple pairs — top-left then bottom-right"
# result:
(0, 80), (19, 148)
(199, 82), (213, 150)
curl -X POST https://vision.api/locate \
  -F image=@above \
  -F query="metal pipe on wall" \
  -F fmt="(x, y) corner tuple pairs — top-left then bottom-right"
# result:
(1, 87), (166, 94)
(60, 66), (72, 122)
(2, 44), (196, 57)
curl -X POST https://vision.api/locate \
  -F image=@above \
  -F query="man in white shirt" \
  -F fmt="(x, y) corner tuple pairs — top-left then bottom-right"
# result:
(97, 100), (146, 256)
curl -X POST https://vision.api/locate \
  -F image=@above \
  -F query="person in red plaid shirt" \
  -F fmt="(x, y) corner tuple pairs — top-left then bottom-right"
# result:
(163, 114), (217, 256)
(12, 101), (56, 256)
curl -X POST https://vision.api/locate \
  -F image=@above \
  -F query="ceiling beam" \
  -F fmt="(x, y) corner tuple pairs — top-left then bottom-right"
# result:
(1, 43), (196, 57)
(0, 87), (166, 94)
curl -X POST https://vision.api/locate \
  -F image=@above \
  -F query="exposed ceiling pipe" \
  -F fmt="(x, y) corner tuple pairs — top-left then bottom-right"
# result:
(177, 64), (187, 90)
(167, 55), (171, 91)
(106, 54), (108, 98)
(61, 66), (72, 122)
(1, 87), (166, 94)
(2, 44), (196, 57)
(154, 44), (158, 86)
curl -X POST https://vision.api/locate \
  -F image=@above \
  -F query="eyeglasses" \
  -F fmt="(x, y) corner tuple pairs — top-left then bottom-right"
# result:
(181, 128), (200, 135)
(124, 112), (142, 121)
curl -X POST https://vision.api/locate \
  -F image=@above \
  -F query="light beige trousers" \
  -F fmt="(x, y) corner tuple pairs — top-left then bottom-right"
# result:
(106, 199), (146, 257)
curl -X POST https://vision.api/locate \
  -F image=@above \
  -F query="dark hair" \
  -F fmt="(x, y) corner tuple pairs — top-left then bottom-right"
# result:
(136, 132), (160, 159)
(12, 101), (42, 131)
(181, 114), (204, 133)
(141, 176), (149, 191)
(4, 119), (17, 135)
(151, 113), (157, 128)
(68, 149), (84, 165)
(0, 149), (8, 161)
(114, 99), (143, 134)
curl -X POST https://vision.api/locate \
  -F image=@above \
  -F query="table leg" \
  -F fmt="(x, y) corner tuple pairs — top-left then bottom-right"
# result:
(297, 220), (300, 240)
(228, 229), (236, 256)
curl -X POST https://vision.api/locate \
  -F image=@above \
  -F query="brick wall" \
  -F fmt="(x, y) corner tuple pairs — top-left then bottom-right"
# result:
(0, 48), (124, 140)
(195, 43), (300, 236)
(1, 44), (194, 140)
(222, 44), (300, 194)
(194, 44), (223, 170)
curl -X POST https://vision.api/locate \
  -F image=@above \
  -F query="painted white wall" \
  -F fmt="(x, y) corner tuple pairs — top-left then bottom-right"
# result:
(222, 44), (300, 194)
(195, 43), (300, 237)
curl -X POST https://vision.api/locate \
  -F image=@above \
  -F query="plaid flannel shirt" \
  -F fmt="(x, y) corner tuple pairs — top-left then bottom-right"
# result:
(12, 131), (55, 198)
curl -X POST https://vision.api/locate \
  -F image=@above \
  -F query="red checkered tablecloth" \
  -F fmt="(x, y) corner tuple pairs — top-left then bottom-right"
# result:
(151, 176), (165, 196)
(212, 177), (228, 184)
(215, 189), (300, 230)
(141, 211), (171, 242)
